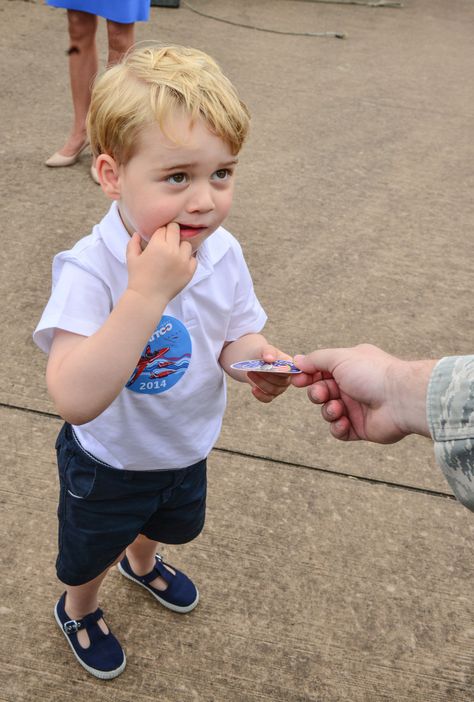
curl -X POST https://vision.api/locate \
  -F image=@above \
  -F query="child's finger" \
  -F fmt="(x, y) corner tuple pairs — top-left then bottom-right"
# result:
(261, 345), (292, 364)
(261, 346), (277, 363)
(126, 232), (142, 261)
(247, 370), (290, 387)
(249, 375), (290, 399)
(179, 238), (194, 261)
(247, 373), (276, 394)
(164, 221), (181, 244)
(251, 385), (274, 403)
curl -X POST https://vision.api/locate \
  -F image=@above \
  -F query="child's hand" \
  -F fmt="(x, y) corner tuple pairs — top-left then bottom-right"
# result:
(126, 223), (197, 306)
(247, 345), (293, 403)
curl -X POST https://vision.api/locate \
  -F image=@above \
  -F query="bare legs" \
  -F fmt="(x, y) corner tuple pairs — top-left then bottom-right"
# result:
(52, 12), (135, 160)
(57, 10), (98, 158)
(126, 534), (174, 591)
(63, 534), (169, 648)
(106, 19), (135, 66)
(64, 564), (115, 648)
(89, 20), (135, 177)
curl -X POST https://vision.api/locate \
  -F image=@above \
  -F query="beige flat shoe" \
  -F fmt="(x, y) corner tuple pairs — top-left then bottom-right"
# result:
(45, 141), (89, 168)
(90, 164), (100, 184)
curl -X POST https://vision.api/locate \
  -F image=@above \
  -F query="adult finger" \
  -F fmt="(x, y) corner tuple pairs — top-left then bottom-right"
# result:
(294, 349), (347, 375)
(321, 399), (345, 423)
(329, 415), (352, 441)
(307, 378), (340, 405)
(291, 370), (323, 388)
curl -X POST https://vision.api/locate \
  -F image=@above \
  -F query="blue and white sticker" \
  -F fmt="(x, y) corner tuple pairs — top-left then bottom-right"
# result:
(230, 359), (302, 374)
(126, 315), (192, 394)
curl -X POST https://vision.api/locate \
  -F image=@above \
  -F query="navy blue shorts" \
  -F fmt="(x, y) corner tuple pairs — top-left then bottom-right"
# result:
(55, 423), (207, 586)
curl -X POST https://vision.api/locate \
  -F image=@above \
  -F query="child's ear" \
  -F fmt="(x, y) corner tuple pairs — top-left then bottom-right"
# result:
(96, 154), (121, 199)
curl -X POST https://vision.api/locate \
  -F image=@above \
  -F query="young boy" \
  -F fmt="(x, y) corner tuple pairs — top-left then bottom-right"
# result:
(33, 45), (291, 679)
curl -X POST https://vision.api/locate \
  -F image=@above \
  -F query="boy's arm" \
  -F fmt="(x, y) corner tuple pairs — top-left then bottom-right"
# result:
(219, 333), (292, 403)
(47, 225), (196, 425)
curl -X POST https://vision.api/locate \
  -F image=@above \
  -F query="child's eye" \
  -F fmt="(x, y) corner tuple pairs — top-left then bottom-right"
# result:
(212, 168), (231, 181)
(167, 173), (188, 185)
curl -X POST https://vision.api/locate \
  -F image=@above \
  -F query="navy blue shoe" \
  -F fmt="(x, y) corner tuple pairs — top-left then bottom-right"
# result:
(118, 554), (199, 613)
(54, 593), (126, 679)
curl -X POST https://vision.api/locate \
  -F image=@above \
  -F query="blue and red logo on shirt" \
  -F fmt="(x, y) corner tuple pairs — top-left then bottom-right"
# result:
(126, 316), (192, 394)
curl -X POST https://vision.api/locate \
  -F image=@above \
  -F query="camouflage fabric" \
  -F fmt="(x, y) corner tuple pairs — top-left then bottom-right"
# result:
(427, 356), (474, 511)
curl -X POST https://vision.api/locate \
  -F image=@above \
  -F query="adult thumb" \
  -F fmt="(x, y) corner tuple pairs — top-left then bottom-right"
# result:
(294, 349), (342, 375)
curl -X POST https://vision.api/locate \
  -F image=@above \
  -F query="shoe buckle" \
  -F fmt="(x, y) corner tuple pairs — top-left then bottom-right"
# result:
(156, 554), (163, 563)
(64, 619), (80, 635)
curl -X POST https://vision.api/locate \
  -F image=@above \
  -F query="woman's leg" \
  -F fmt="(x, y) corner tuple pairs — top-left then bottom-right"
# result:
(85, 19), (134, 179)
(106, 20), (135, 66)
(57, 10), (98, 157)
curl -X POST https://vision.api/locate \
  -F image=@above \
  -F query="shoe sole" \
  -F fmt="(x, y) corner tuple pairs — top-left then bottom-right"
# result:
(117, 562), (199, 613)
(54, 603), (126, 680)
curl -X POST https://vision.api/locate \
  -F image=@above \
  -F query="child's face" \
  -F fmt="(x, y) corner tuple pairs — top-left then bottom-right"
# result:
(115, 115), (238, 253)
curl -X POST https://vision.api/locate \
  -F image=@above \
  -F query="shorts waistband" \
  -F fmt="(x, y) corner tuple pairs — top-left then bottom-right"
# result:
(61, 422), (205, 477)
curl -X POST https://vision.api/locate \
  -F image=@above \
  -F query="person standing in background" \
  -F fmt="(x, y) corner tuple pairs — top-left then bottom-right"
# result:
(44, 0), (150, 183)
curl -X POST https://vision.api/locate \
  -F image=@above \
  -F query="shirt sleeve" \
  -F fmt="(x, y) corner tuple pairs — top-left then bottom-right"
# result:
(224, 248), (267, 342)
(427, 355), (474, 511)
(33, 261), (112, 353)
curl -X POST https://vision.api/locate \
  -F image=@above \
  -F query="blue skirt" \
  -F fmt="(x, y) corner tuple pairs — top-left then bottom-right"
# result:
(46, 0), (150, 23)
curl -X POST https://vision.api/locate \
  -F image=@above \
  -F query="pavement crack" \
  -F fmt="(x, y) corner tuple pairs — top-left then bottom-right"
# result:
(0, 401), (455, 502)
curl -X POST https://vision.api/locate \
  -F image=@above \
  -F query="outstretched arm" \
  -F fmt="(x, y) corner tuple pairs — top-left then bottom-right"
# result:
(292, 344), (436, 443)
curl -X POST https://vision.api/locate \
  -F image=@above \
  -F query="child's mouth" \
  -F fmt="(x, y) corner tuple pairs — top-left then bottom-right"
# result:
(179, 224), (206, 239)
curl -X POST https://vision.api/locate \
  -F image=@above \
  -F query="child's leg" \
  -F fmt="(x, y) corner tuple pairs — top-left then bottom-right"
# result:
(125, 534), (172, 591)
(122, 459), (207, 594)
(116, 460), (207, 612)
(63, 553), (123, 647)
(119, 535), (199, 613)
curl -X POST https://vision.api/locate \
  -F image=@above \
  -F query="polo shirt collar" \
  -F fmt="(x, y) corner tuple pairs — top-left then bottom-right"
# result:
(98, 202), (130, 265)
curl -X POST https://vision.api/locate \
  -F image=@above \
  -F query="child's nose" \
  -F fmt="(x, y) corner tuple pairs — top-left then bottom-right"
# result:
(186, 185), (215, 213)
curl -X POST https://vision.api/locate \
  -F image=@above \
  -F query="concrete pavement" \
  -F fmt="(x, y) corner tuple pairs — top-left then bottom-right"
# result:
(1, 0), (474, 699)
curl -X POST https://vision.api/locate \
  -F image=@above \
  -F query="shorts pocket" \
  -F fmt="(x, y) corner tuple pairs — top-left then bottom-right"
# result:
(65, 455), (98, 500)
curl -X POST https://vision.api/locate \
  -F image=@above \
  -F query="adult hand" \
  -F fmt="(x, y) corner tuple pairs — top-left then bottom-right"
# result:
(292, 344), (436, 443)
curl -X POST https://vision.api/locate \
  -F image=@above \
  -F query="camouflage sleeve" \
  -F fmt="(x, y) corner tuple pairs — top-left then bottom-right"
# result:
(427, 356), (474, 511)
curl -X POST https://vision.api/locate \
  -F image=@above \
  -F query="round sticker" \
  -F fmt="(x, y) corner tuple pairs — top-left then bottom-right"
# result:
(126, 315), (192, 395)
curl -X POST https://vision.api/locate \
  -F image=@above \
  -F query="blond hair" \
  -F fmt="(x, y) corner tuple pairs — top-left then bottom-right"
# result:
(87, 44), (250, 163)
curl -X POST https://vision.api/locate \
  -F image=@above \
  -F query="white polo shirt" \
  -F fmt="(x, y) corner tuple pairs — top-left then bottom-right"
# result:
(34, 202), (267, 471)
